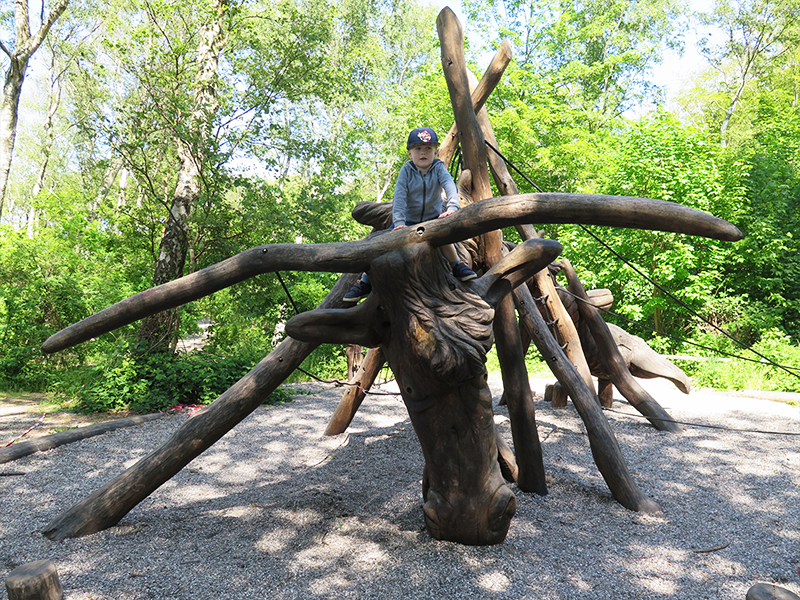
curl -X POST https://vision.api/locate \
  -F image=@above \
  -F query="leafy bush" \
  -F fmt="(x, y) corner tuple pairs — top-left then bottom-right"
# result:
(53, 350), (292, 413)
(685, 328), (800, 393)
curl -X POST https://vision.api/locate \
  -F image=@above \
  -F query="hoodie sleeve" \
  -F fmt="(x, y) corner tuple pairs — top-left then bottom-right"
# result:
(437, 162), (460, 213)
(392, 162), (411, 227)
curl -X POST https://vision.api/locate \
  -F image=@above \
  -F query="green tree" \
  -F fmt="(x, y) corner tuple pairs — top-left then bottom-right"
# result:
(0, 0), (69, 218)
(696, 0), (800, 147)
(557, 111), (747, 346)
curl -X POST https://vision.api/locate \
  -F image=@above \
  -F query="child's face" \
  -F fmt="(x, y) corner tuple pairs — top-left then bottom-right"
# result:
(408, 144), (438, 172)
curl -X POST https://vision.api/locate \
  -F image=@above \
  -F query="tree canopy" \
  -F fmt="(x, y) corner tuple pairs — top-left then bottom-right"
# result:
(1, 0), (798, 400)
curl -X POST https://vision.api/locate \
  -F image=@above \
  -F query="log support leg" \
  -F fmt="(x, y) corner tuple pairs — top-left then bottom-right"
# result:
(561, 259), (680, 434)
(597, 379), (614, 408)
(42, 274), (359, 541)
(513, 283), (660, 513)
(325, 347), (386, 436)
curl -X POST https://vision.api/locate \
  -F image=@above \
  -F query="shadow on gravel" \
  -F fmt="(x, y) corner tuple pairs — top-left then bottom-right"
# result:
(1, 381), (799, 600)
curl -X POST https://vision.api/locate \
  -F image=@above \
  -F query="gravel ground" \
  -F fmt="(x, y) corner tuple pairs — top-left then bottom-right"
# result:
(1, 376), (799, 600)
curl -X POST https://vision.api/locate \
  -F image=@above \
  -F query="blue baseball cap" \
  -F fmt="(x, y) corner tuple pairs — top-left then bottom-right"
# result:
(407, 127), (439, 148)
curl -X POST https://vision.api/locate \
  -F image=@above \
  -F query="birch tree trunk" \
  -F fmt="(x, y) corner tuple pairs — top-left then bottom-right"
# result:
(0, 0), (69, 219)
(137, 0), (227, 353)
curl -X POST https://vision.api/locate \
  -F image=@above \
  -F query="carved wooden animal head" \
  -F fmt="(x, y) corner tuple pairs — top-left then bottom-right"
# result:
(287, 238), (561, 544)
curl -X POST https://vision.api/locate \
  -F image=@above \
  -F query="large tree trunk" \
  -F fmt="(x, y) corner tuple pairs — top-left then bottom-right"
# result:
(0, 0), (69, 219)
(137, 0), (226, 352)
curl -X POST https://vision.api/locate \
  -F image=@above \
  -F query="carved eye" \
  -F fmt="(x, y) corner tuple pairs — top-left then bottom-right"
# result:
(416, 226), (425, 236)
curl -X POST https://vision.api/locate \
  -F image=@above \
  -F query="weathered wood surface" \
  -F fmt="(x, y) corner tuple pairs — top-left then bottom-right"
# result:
(561, 259), (681, 433)
(0, 413), (166, 464)
(5, 560), (63, 600)
(438, 40), (513, 167)
(326, 346), (386, 436)
(41, 274), (358, 542)
(288, 239), (562, 544)
(581, 322), (692, 394)
(41, 193), (743, 354)
(345, 345), (363, 380)
(439, 6), (546, 495)
(513, 282), (661, 513)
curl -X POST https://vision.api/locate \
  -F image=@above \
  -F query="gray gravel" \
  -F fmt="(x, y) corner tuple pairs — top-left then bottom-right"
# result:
(1, 377), (799, 600)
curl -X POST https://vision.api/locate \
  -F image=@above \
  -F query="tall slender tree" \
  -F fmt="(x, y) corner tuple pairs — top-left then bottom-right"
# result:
(698, 0), (800, 146)
(136, 0), (228, 353)
(0, 0), (69, 218)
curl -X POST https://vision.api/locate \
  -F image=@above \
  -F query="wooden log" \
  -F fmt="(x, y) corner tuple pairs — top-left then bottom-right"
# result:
(545, 382), (568, 408)
(325, 346), (386, 436)
(597, 378), (614, 408)
(0, 413), (166, 464)
(41, 274), (359, 541)
(5, 560), (63, 600)
(513, 282), (660, 512)
(476, 95), (594, 391)
(41, 193), (743, 354)
(561, 259), (681, 433)
(438, 39), (513, 167)
(345, 344), (363, 380)
(438, 6), (547, 495)
(495, 425), (519, 482)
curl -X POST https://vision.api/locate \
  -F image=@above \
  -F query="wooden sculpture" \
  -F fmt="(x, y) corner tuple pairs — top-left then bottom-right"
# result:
(38, 8), (742, 545)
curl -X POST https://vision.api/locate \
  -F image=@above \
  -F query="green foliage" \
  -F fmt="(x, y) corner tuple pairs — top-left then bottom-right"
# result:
(0, 227), (89, 390)
(554, 111), (745, 350)
(686, 328), (800, 393)
(53, 349), (291, 413)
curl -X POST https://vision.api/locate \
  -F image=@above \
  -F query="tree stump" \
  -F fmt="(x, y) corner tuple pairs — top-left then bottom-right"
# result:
(5, 560), (63, 600)
(545, 382), (568, 408)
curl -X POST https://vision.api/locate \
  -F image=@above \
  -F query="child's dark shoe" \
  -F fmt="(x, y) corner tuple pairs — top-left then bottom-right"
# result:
(343, 279), (372, 302)
(452, 261), (477, 281)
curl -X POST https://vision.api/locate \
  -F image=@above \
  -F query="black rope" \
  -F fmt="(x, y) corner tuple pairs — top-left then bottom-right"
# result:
(562, 288), (800, 374)
(572, 227), (800, 382)
(483, 140), (799, 381)
(602, 405), (800, 436)
(275, 275), (399, 391)
(276, 272), (300, 315)
(449, 145), (463, 180)
(484, 140), (545, 192)
(293, 367), (399, 396)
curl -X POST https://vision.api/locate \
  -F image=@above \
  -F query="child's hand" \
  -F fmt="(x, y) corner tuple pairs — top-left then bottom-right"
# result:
(439, 209), (456, 218)
(393, 223), (406, 230)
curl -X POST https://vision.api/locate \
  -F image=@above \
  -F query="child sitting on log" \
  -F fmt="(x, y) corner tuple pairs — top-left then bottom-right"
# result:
(343, 127), (477, 302)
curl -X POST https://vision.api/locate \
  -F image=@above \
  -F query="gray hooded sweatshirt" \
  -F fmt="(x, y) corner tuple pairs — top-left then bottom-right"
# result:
(392, 158), (460, 227)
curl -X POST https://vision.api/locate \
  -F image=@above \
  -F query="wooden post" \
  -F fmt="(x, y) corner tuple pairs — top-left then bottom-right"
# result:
(438, 40), (513, 168)
(597, 379), (614, 408)
(326, 346), (386, 436)
(545, 382), (568, 408)
(475, 85), (594, 392)
(438, 7), (547, 495)
(345, 344), (363, 380)
(561, 259), (680, 433)
(5, 560), (63, 600)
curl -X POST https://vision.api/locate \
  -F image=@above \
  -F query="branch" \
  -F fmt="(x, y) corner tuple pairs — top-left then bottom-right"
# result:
(21, 0), (69, 59)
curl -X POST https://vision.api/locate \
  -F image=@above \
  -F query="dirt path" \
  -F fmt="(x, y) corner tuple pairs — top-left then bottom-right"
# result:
(0, 393), (136, 447)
